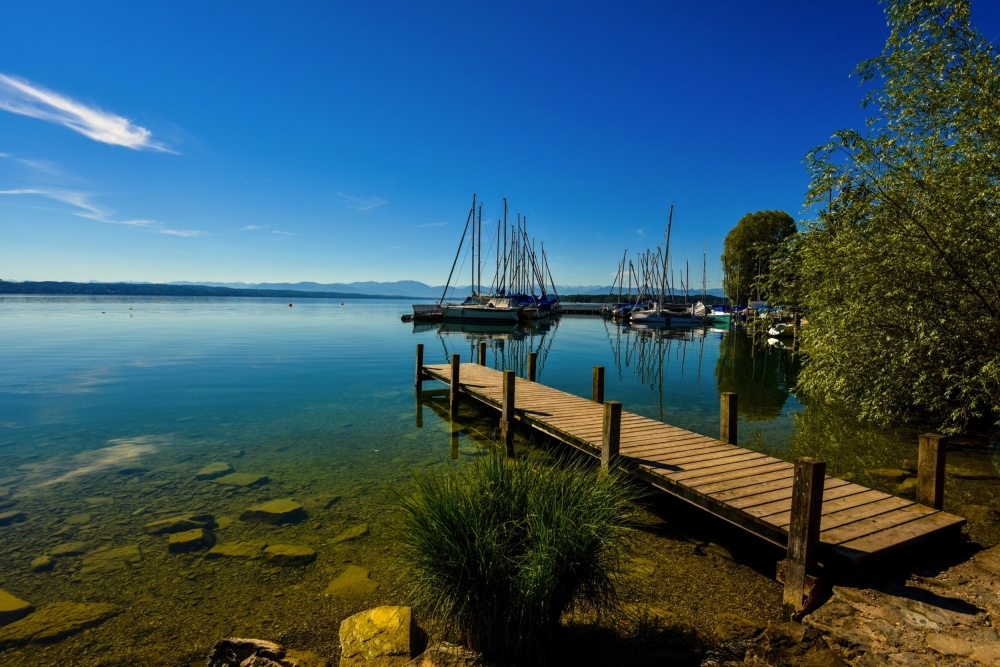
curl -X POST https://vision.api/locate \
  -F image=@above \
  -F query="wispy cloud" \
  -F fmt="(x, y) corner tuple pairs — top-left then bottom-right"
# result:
(239, 224), (269, 231)
(272, 230), (304, 236)
(417, 222), (447, 228)
(338, 192), (386, 211)
(637, 228), (645, 237)
(156, 228), (203, 237)
(0, 73), (171, 152)
(387, 245), (400, 250)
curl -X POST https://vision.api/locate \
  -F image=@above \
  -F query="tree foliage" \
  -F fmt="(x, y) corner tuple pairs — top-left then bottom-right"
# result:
(721, 210), (796, 305)
(787, 0), (1000, 431)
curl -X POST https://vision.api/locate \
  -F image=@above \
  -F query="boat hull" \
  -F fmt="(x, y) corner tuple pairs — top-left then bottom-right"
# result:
(441, 306), (520, 323)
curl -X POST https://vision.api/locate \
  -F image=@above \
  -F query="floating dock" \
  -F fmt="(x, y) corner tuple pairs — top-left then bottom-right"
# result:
(419, 359), (965, 572)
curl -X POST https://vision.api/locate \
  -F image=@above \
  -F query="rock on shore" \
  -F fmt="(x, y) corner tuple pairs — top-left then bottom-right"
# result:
(339, 606), (412, 667)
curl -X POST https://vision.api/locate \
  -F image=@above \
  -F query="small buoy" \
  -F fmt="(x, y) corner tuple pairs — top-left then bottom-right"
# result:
(340, 302), (344, 306)
(289, 303), (293, 308)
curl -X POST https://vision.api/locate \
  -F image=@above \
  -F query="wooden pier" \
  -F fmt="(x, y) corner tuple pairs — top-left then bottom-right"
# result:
(417, 352), (966, 592)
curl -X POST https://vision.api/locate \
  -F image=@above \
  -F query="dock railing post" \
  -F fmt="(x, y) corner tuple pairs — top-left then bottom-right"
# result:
(479, 341), (487, 366)
(783, 457), (825, 620)
(720, 392), (738, 445)
(527, 351), (537, 382)
(917, 433), (948, 510)
(501, 370), (515, 456)
(601, 401), (621, 470)
(593, 366), (605, 404)
(450, 354), (460, 417)
(415, 343), (424, 391)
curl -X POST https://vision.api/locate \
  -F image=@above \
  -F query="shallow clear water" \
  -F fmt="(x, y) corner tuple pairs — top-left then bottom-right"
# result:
(0, 296), (996, 666)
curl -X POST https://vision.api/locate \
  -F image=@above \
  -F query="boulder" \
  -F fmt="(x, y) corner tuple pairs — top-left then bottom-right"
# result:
(339, 606), (412, 667)
(240, 499), (307, 524)
(206, 541), (268, 560)
(974, 544), (1000, 576)
(263, 545), (316, 566)
(326, 565), (379, 600)
(0, 602), (121, 647)
(896, 478), (918, 495)
(213, 472), (270, 488)
(197, 462), (235, 480)
(80, 545), (142, 575)
(50, 541), (90, 557)
(30, 556), (54, 572)
(168, 528), (216, 553)
(330, 524), (369, 545)
(0, 589), (33, 626)
(0, 510), (25, 526)
(206, 637), (285, 667)
(64, 513), (91, 525)
(403, 643), (486, 667)
(144, 513), (216, 534)
(945, 464), (998, 480)
(867, 469), (911, 482)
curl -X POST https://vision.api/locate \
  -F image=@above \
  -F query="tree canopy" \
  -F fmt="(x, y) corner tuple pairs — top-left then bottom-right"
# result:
(721, 210), (796, 306)
(784, 0), (1000, 432)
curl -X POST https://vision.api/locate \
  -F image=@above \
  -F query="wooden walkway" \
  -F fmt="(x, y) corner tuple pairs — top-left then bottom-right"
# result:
(422, 362), (965, 569)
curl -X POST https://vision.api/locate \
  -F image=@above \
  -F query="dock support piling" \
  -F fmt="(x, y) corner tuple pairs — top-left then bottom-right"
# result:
(501, 370), (515, 456)
(415, 344), (424, 391)
(783, 457), (826, 620)
(450, 354), (460, 417)
(593, 366), (605, 404)
(450, 420), (459, 460)
(720, 392), (738, 445)
(601, 401), (622, 469)
(479, 341), (487, 366)
(527, 352), (537, 382)
(917, 433), (948, 510)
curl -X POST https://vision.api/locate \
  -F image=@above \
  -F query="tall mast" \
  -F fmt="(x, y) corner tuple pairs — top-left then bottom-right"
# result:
(703, 239), (707, 302)
(470, 193), (476, 298)
(661, 204), (674, 311)
(477, 203), (482, 298)
(686, 258), (689, 304)
(441, 196), (475, 303)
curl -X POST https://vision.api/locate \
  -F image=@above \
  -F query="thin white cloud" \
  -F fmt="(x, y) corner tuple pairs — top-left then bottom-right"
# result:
(338, 192), (386, 211)
(417, 222), (447, 228)
(0, 73), (171, 152)
(272, 230), (304, 236)
(156, 229), (203, 237)
(239, 224), (268, 231)
(387, 245), (400, 250)
(637, 228), (645, 237)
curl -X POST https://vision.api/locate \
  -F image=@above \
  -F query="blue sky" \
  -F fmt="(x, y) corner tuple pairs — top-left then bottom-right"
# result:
(3, 1), (998, 288)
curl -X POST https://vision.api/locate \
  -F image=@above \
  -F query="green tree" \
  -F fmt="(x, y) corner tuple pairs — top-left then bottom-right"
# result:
(721, 210), (796, 305)
(787, 0), (1000, 432)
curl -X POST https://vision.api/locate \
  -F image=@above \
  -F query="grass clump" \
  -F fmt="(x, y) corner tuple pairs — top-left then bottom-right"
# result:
(395, 449), (637, 663)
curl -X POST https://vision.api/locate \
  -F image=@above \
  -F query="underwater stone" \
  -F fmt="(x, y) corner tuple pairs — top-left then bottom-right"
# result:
(945, 464), (999, 480)
(240, 499), (306, 524)
(867, 469), (911, 482)
(213, 472), (270, 488)
(216, 516), (234, 530)
(0, 602), (121, 647)
(205, 541), (268, 560)
(50, 541), (90, 557)
(229, 448), (246, 458)
(330, 524), (369, 545)
(196, 462), (235, 480)
(326, 565), (379, 600)
(339, 605), (412, 667)
(309, 494), (342, 510)
(116, 466), (149, 476)
(168, 528), (216, 553)
(0, 589), (34, 626)
(144, 513), (215, 534)
(897, 478), (918, 495)
(31, 556), (54, 572)
(0, 487), (9, 499)
(80, 545), (142, 575)
(263, 544), (316, 566)
(0, 510), (26, 526)
(64, 513), (91, 525)
(959, 504), (998, 522)
(84, 497), (114, 506)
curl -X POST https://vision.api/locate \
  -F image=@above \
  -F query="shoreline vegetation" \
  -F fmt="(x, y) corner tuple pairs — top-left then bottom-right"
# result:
(0, 281), (428, 300)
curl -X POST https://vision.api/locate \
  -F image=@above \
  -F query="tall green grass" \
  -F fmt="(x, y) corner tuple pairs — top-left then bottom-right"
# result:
(395, 449), (637, 663)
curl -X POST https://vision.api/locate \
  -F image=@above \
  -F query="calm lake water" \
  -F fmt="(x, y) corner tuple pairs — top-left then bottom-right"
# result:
(0, 296), (997, 666)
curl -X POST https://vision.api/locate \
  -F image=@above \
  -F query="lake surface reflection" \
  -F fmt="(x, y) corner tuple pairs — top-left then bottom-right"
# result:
(0, 296), (996, 665)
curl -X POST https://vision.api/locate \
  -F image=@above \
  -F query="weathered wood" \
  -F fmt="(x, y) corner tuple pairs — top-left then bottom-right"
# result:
(601, 401), (622, 470)
(784, 457), (826, 619)
(720, 392), (738, 445)
(415, 389), (423, 428)
(527, 351), (538, 382)
(450, 420), (459, 460)
(917, 433), (947, 510)
(450, 354), (460, 416)
(593, 366), (605, 404)
(501, 370), (515, 455)
(415, 343), (424, 391)
(479, 340), (487, 366)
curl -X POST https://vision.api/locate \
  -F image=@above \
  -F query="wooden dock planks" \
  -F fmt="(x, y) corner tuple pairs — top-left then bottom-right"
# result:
(422, 362), (965, 567)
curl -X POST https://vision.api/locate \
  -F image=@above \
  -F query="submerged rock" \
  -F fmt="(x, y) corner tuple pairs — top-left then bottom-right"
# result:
(80, 545), (142, 575)
(330, 523), (369, 544)
(897, 477), (918, 495)
(958, 504), (998, 522)
(30, 556), (54, 572)
(0, 589), (34, 626)
(0, 602), (121, 647)
(168, 528), (216, 553)
(308, 494), (342, 510)
(84, 497), (114, 506)
(144, 513), (216, 534)
(196, 462), (235, 480)
(50, 541), (90, 557)
(339, 606), (412, 667)
(945, 464), (998, 480)
(240, 499), (306, 524)
(213, 472), (270, 488)
(0, 486), (9, 499)
(0, 510), (26, 526)
(64, 513), (91, 525)
(263, 545), (316, 566)
(867, 469), (911, 482)
(206, 541), (268, 560)
(326, 565), (379, 600)
(205, 637), (284, 667)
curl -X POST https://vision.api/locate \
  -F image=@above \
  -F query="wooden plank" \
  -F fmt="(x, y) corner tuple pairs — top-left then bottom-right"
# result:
(687, 463), (793, 491)
(822, 504), (938, 546)
(833, 512), (965, 561)
(664, 453), (778, 480)
(818, 497), (918, 536)
(764, 489), (889, 528)
(743, 481), (864, 517)
(698, 467), (796, 496)
(625, 441), (728, 461)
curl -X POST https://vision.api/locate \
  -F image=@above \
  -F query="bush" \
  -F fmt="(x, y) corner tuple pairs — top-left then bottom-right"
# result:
(394, 450), (637, 663)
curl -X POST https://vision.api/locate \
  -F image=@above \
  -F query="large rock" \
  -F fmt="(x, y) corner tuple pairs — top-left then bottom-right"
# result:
(0, 602), (121, 647)
(974, 544), (1000, 576)
(0, 589), (33, 626)
(144, 513), (216, 534)
(330, 524), (369, 545)
(206, 637), (285, 666)
(326, 566), (379, 600)
(50, 541), (90, 557)
(168, 528), (216, 553)
(403, 643), (486, 667)
(263, 545), (316, 566)
(64, 513), (91, 525)
(240, 499), (307, 524)
(206, 541), (268, 560)
(340, 606), (412, 667)
(197, 462), (235, 480)
(80, 545), (142, 575)
(945, 464), (998, 480)
(30, 556), (54, 572)
(213, 472), (270, 488)
(0, 510), (25, 526)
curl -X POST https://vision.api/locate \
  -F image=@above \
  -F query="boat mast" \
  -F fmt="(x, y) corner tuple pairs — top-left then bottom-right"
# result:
(702, 239), (707, 302)
(477, 202), (482, 298)
(470, 193), (476, 299)
(441, 196), (476, 303)
(660, 204), (673, 314)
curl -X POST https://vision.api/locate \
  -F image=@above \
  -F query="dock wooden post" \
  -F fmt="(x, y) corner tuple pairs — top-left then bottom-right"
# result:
(479, 341), (487, 366)
(450, 354), (460, 417)
(527, 352), (538, 382)
(501, 370), (515, 456)
(720, 392), (738, 445)
(917, 433), (948, 510)
(601, 401), (622, 470)
(593, 366), (605, 404)
(414, 344), (424, 391)
(450, 420), (459, 460)
(783, 457), (826, 620)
